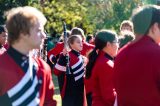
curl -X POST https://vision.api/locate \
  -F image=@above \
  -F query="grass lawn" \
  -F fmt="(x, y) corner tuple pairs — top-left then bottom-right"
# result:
(52, 74), (62, 106)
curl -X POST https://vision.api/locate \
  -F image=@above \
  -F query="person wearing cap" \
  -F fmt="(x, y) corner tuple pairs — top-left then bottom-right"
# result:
(0, 6), (57, 106)
(0, 25), (7, 55)
(114, 5), (160, 106)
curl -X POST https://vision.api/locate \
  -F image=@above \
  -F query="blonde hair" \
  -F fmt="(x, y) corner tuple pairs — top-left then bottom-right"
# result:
(5, 6), (46, 44)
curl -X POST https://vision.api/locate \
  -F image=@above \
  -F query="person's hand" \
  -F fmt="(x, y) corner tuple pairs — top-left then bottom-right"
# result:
(62, 48), (68, 56)
(82, 56), (88, 67)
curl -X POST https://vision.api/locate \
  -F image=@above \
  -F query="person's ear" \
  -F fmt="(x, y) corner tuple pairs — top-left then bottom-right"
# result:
(69, 43), (72, 48)
(106, 42), (111, 47)
(152, 23), (159, 33)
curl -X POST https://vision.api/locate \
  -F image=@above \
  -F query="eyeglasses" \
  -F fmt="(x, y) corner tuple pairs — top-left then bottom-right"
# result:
(0, 32), (7, 38)
(112, 40), (120, 44)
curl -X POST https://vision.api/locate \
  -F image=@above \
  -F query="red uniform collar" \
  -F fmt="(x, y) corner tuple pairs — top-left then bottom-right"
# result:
(99, 50), (114, 60)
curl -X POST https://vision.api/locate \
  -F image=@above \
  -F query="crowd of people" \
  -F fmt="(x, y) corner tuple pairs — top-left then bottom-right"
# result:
(0, 4), (160, 106)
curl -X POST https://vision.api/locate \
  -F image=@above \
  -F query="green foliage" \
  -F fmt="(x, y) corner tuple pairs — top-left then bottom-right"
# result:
(29, 0), (87, 35)
(0, 0), (31, 24)
(0, 0), (156, 35)
(81, 0), (145, 34)
(111, 0), (141, 33)
(143, 0), (157, 4)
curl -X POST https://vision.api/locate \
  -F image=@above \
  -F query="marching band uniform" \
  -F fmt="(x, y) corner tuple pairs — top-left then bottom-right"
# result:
(114, 36), (160, 106)
(48, 41), (94, 64)
(91, 50), (116, 106)
(84, 77), (93, 106)
(48, 42), (64, 64)
(81, 41), (94, 56)
(0, 47), (57, 106)
(48, 39), (94, 106)
(54, 49), (86, 106)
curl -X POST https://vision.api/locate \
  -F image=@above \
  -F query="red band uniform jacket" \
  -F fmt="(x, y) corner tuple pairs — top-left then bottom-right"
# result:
(114, 36), (160, 106)
(48, 41), (94, 64)
(0, 47), (57, 106)
(91, 50), (116, 106)
(54, 50), (87, 106)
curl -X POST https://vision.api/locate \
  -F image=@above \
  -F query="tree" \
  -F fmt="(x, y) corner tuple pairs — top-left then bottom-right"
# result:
(30, 0), (87, 35)
(0, 0), (31, 24)
(84, 0), (143, 33)
(0, 0), (156, 35)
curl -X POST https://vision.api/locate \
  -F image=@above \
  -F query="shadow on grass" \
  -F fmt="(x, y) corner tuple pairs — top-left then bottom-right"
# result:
(52, 74), (60, 94)
(52, 74), (62, 106)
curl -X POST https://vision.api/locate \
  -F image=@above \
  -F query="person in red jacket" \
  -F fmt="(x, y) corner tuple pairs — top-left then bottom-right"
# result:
(70, 27), (95, 106)
(0, 25), (7, 55)
(86, 34), (95, 45)
(114, 5), (160, 106)
(54, 35), (87, 106)
(47, 30), (71, 64)
(48, 27), (94, 64)
(0, 6), (57, 106)
(71, 27), (95, 56)
(86, 30), (119, 106)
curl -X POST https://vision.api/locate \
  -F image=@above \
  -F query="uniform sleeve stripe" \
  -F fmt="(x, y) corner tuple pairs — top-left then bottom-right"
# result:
(73, 65), (84, 74)
(114, 95), (118, 106)
(55, 64), (66, 72)
(9, 70), (37, 101)
(18, 81), (41, 106)
(18, 91), (39, 106)
(72, 62), (83, 72)
(8, 67), (31, 97)
(49, 54), (54, 63)
(75, 71), (84, 81)
(12, 77), (38, 106)
(27, 95), (40, 106)
(107, 60), (114, 67)
(71, 56), (83, 69)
